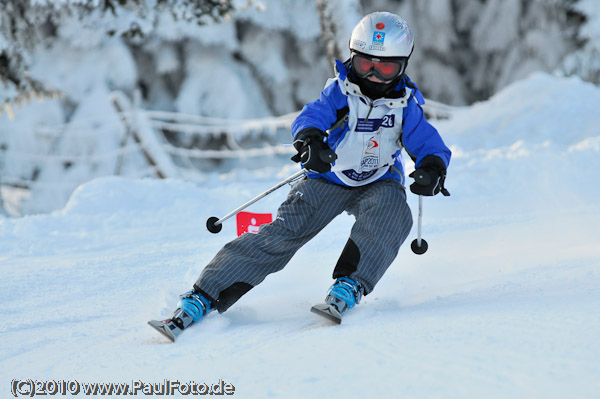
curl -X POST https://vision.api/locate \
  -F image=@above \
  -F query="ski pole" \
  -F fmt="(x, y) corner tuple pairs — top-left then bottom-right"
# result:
(410, 169), (430, 254)
(409, 168), (451, 254)
(206, 168), (308, 233)
(411, 195), (428, 254)
(206, 115), (340, 234)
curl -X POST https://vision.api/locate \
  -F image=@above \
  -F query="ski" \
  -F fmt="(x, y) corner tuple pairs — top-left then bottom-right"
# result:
(310, 303), (343, 324)
(148, 319), (183, 342)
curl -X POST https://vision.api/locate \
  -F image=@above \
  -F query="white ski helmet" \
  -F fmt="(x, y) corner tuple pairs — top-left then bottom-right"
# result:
(349, 12), (414, 59)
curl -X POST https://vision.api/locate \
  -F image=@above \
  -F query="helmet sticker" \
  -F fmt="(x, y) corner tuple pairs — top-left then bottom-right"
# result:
(370, 31), (386, 51)
(352, 39), (367, 50)
(375, 22), (385, 30)
(372, 31), (385, 44)
(395, 20), (407, 29)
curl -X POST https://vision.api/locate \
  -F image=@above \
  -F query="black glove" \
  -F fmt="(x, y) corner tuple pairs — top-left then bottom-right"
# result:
(409, 155), (448, 196)
(291, 128), (337, 173)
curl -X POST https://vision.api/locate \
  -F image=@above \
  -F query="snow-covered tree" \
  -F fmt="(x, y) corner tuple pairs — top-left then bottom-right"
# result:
(562, 0), (600, 83)
(1, 0), (599, 215)
(361, 0), (589, 104)
(0, 0), (237, 116)
(0, 0), (242, 213)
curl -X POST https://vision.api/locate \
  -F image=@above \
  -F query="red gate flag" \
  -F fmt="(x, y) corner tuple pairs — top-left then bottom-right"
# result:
(236, 212), (273, 236)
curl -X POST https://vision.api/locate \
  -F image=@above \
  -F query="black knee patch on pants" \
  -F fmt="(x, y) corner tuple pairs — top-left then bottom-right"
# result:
(194, 282), (254, 313)
(333, 238), (360, 279)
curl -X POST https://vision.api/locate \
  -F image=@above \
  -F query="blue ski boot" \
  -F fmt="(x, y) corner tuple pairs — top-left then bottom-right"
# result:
(311, 277), (363, 324)
(148, 290), (213, 342)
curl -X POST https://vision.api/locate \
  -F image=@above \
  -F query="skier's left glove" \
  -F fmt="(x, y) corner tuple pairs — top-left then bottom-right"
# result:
(409, 155), (449, 196)
(291, 128), (337, 173)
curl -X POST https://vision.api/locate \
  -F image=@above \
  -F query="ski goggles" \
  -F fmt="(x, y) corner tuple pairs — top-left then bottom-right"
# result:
(351, 52), (407, 81)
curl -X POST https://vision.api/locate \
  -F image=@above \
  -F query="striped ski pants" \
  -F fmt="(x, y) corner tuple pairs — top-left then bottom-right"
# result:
(194, 177), (413, 312)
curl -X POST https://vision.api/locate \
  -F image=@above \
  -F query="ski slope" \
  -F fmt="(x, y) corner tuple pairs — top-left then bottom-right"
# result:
(1, 73), (600, 398)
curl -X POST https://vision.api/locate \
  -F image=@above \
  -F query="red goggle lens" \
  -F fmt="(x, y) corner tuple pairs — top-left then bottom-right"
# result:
(352, 54), (404, 80)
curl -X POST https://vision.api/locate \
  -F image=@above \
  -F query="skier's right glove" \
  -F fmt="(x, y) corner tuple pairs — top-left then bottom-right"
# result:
(409, 155), (450, 196)
(291, 128), (337, 173)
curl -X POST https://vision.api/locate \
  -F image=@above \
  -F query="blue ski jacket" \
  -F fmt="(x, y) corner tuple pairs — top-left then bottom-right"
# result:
(291, 59), (451, 188)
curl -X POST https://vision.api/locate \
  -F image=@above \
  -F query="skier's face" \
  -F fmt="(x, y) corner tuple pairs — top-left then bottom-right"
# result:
(366, 74), (391, 84)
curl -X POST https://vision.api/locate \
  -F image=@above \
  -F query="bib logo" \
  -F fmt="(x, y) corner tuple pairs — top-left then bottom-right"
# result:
(360, 135), (380, 171)
(365, 137), (379, 155)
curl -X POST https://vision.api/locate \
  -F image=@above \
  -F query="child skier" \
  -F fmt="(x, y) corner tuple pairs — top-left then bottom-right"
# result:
(149, 11), (451, 341)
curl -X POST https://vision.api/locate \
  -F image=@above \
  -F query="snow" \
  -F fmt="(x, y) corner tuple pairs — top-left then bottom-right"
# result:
(236, 0), (322, 40)
(175, 45), (272, 118)
(31, 38), (137, 102)
(577, 0), (600, 39)
(1, 73), (600, 398)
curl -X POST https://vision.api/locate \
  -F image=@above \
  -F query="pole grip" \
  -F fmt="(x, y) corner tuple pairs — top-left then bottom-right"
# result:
(413, 169), (431, 186)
